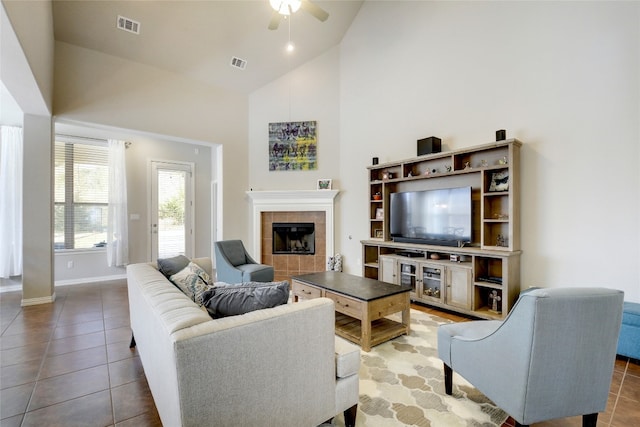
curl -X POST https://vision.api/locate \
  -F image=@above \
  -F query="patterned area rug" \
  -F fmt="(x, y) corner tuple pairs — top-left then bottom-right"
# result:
(332, 309), (508, 427)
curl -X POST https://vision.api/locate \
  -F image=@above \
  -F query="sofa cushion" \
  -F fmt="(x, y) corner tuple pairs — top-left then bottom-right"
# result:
(158, 255), (190, 278)
(202, 281), (289, 318)
(334, 336), (360, 379)
(169, 262), (214, 306)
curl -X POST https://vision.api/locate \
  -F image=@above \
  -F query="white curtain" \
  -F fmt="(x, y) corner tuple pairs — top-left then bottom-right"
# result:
(107, 139), (129, 267)
(0, 126), (23, 277)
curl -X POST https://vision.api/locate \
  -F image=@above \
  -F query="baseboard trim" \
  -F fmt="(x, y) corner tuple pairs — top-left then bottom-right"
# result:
(54, 274), (127, 287)
(22, 293), (56, 307)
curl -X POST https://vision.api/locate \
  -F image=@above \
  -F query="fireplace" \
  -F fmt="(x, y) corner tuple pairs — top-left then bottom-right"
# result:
(273, 222), (315, 255)
(246, 189), (339, 282)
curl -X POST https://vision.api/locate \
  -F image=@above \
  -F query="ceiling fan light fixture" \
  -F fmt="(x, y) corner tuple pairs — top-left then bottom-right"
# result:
(270, 0), (301, 16)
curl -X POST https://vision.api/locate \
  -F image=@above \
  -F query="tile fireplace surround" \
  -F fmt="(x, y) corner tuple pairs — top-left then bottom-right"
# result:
(246, 190), (339, 283)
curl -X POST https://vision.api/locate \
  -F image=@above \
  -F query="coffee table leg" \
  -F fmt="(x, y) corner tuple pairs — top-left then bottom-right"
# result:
(402, 294), (411, 334)
(362, 310), (372, 352)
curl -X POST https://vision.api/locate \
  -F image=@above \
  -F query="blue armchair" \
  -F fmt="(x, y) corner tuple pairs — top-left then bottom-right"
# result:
(437, 287), (624, 427)
(214, 240), (274, 284)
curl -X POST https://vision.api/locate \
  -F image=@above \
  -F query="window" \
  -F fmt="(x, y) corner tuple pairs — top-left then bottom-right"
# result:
(54, 138), (109, 250)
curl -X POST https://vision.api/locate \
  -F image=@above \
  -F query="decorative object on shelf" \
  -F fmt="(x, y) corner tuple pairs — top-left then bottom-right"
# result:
(431, 168), (437, 174)
(326, 254), (343, 271)
(496, 129), (506, 141)
(417, 136), (442, 156)
(496, 234), (508, 247)
(493, 213), (509, 220)
(489, 170), (509, 192)
(382, 171), (394, 180)
(372, 157), (379, 165)
(424, 169), (431, 176)
(445, 165), (452, 172)
(317, 178), (332, 190)
(430, 253), (440, 260)
(375, 208), (384, 219)
(374, 229), (383, 238)
(268, 121), (317, 171)
(480, 159), (488, 168)
(334, 254), (343, 272)
(373, 192), (382, 200)
(407, 171), (413, 177)
(498, 156), (508, 165)
(488, 290), (502, 313)
(326, 256), (335, 271)
(450, 254), (461, 262)
(464, 161), (471, 170)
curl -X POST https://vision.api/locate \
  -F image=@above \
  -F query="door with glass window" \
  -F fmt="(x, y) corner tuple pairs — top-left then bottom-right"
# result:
(150, 161), (193, 262)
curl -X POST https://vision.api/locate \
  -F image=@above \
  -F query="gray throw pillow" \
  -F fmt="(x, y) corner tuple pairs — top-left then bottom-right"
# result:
(157, 255), (190, 278)
(203, 281), (290, 318)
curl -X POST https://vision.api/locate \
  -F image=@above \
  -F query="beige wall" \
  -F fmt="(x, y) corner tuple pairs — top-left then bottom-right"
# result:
(2, 0), (55, 304)
(1, 0), (54, 113)
(21, 114), (54, 303)
(54, 42), (251, 245)
(53, 122), (214, 283)
(249, 1), (640, 302)
(4, 1), (639, 303)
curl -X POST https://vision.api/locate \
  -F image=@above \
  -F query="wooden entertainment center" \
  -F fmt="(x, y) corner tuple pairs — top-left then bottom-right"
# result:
(361, 139), (522, 319)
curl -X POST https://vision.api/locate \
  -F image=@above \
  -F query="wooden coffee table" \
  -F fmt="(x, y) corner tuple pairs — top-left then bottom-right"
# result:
(292, 272), (412, 351)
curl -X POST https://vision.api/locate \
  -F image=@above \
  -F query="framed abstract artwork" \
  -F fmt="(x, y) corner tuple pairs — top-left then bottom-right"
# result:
(268, 121), (317, 171)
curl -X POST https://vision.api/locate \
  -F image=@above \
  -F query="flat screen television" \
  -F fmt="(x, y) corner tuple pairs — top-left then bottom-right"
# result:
(389, 186), (472, 247)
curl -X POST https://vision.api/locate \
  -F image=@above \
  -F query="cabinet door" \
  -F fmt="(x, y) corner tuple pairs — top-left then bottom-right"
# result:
(419, 263), (443, 303)
(379, 256), (398, 284)
(398, 260), (419, 297)
(445, 265), (472, 309)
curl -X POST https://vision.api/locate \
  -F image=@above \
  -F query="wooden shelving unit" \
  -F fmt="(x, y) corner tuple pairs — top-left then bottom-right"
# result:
(362, 139), (522, 319)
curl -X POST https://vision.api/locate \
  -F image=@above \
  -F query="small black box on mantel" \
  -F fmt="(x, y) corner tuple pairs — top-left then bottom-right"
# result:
(417, 137), (442, 156)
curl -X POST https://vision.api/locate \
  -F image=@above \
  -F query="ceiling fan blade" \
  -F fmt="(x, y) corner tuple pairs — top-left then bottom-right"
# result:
(300, 0), (329, 22)
(268, 11), (282, 30)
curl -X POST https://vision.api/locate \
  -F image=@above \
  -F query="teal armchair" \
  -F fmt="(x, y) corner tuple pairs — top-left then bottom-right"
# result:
(437, 287), (624, 427)
(214, 240), (274, 284)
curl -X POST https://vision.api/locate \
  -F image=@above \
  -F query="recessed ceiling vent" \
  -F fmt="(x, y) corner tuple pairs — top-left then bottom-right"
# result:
(117, 15), (140, 35)
(230, 56), (247, 70)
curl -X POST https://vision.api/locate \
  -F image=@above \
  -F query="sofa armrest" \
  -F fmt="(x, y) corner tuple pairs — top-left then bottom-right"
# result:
(172, 298), (337, 427)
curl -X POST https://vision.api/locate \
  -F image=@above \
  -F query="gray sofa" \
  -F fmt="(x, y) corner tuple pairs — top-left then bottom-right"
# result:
(126, 257), (360, 427)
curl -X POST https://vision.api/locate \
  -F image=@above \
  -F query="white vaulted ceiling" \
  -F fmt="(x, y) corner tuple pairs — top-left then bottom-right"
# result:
(52, 0), (364, 94)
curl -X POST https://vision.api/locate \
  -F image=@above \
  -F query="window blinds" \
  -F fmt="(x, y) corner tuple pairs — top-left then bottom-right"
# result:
(54, 139), (109, 250)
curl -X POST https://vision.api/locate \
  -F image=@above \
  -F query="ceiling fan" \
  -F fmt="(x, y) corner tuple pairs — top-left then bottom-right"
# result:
(268, 0), (329, 30)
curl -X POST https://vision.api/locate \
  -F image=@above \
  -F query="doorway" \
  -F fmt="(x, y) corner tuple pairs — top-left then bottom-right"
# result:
(150, 161), (194, 262)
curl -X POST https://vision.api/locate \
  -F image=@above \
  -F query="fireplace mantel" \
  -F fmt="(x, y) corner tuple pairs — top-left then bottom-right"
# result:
(246, 190), (339, 262)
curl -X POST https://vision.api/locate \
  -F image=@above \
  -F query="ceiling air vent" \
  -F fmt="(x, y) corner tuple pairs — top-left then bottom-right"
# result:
(117, 15), (140, 35)
(230, 56), (247, 70)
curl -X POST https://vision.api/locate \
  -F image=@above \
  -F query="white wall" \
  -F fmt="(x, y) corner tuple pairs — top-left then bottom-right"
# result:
(249, 46), (342, 191)
(250, 1), (640, 302)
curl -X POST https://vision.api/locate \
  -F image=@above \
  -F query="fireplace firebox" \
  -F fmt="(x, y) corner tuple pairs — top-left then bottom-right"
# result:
(272, 222), (315, 255)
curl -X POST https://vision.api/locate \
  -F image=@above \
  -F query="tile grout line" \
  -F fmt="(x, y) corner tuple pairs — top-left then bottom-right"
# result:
(607, 358), (628, 427)
(20, 292), (68, 425)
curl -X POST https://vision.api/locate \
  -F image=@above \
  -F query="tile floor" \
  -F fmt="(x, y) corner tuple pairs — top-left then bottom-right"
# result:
(1, 280), (639, 426)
